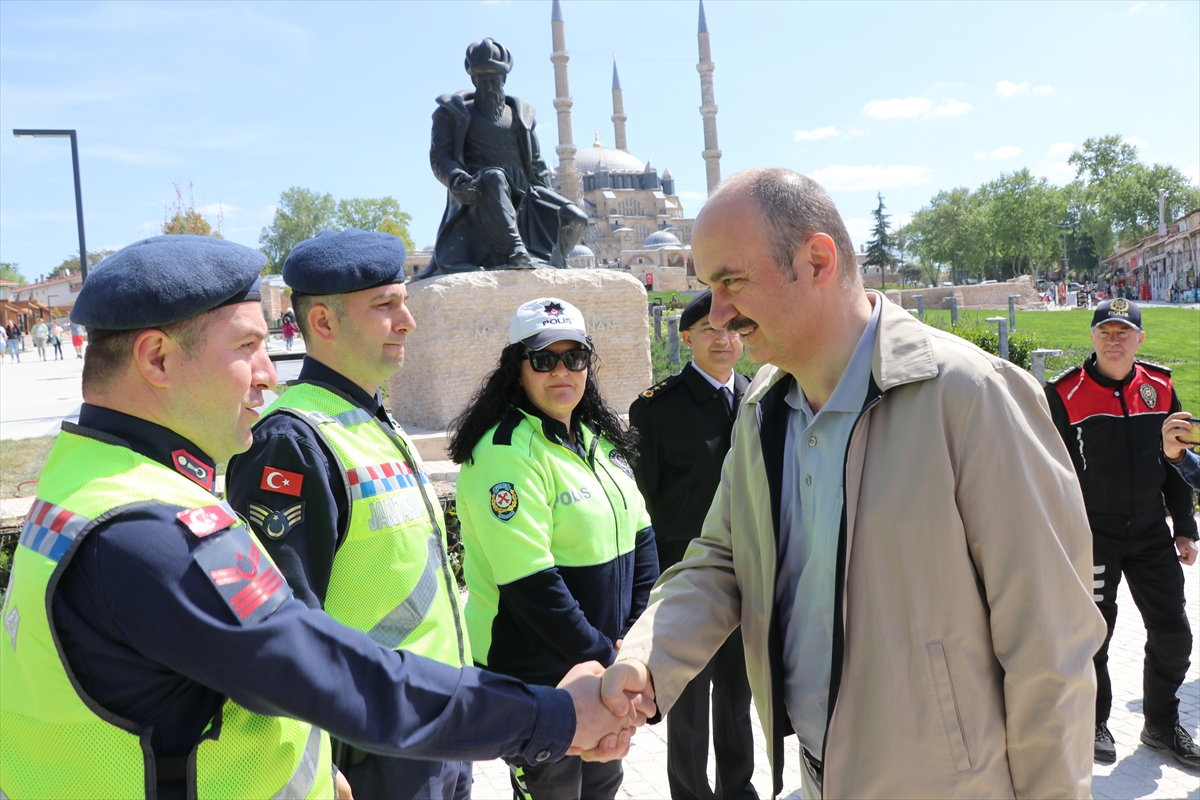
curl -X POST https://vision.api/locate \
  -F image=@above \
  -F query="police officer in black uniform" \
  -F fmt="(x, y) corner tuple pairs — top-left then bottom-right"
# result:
(0, 235), (640, 800)
(1045, 298), (1199, 769)
(628, 292), (758, 800)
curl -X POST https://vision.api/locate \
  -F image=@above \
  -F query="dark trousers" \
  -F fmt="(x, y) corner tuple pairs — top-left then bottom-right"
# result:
(657, 538), (757, 800)
(1092, 525), (1192, 731)
(667, 628), (758, 800)
(340, 752), (471, 800)
(509, 756), (622, 800)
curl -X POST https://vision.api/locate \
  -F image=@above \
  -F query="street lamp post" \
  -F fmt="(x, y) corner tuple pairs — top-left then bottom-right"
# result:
(13, 129), (90, 281)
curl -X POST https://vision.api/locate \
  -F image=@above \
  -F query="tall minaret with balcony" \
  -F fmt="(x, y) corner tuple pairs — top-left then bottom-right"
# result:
(550, 0), (580, 202)
(697, 0), (722, 195)
(611, 55), (629, 153)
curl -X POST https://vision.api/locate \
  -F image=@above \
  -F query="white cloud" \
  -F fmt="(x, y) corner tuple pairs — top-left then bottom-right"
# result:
(927, 99), (971, 118)
(844, 217), (871, 242)
(196, 202), (236, 218)
(1048, 142), (1075, 157)
(1183, 165), (1199, 185)
(1124, 136), (1149, 149)
(1032, 85), (1054, 96)
(807, 164), (933, 191)
(974, 151), (988, 161)
(862, 97), (931, 119)
(793, 126), (841, 142)
(1128, 1), (1147, 12)
(996, 80), (1030, 97)
(894, 212), (914, 228)
(1038, 161), (1077, 184)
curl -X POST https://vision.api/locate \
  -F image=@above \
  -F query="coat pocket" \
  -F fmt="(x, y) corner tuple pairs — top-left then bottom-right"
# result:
(926, 641), (972, 772)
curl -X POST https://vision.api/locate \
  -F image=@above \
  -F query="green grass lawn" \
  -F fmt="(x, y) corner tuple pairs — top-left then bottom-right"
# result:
(921, 308), (1200, 416)
(0, 436), (56, 499)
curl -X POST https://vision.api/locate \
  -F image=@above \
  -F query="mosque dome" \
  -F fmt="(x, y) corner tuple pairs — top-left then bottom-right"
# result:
(575, 133), (646, 175)
(642, 230), (682, 248)
(569, 243), (595, 258)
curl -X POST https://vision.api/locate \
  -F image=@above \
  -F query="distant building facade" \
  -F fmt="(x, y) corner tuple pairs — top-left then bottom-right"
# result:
(1102, 208), (1200, 301)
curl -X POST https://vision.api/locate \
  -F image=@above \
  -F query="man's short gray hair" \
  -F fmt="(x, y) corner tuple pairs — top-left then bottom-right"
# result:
(714, 167), (860, 288)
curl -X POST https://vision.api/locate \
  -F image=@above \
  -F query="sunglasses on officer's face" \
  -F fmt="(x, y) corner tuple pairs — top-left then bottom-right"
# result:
(524, 348), (591, 372)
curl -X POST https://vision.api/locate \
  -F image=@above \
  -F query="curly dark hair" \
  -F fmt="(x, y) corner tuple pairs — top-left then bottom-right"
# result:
(448, 342), (637, 465)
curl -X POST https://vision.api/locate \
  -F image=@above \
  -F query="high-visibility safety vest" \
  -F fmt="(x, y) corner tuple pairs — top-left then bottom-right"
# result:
(0, 427), (334, 800)
(262, 383), (468, 667)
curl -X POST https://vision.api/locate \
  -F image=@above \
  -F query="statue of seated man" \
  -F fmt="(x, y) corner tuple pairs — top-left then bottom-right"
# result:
(424, 38), (587, 276)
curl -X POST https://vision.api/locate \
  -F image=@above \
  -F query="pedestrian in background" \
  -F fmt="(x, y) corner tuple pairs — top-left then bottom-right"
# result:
(0, 323), (8, 364)
(70, 320), (85, 358)
(628, 290), (757, 800)
(5, 322), (21, 362)
(31, 319), (49, 360)
(450, 297), (660, 800)
(49, 320), (64, 360)
(1045, 297), (1199, 768)
(281, 317), (298, 350)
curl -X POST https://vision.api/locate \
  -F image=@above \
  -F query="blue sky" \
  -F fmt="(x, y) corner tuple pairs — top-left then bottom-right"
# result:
(1, 0), (1197, 281)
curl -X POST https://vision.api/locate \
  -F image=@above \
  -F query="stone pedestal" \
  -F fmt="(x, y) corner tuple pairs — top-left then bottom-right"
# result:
(389, 269), (651, 430)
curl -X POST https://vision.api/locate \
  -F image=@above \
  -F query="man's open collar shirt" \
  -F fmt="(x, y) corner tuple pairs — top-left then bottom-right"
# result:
(776, 291), (882, 759)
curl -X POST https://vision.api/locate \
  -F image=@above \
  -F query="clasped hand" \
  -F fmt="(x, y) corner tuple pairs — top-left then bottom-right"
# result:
(556, 660), (656, 762)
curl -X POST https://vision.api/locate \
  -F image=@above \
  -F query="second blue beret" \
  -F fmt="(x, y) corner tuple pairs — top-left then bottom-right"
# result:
(283, 228), (407, 295)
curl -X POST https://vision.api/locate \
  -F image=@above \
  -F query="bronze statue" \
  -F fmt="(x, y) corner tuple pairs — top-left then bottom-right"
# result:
(422, 39), (587, 277)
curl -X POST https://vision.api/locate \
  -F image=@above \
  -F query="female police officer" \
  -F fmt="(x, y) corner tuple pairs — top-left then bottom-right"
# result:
(449, 298), (660, 800)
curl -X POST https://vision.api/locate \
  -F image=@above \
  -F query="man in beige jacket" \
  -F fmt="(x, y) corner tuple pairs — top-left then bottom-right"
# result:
(603, 168), (1107, 798)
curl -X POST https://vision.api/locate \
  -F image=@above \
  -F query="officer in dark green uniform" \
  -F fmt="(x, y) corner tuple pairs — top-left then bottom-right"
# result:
(227, 228), (474, 799)
(0, 235), (639, 800)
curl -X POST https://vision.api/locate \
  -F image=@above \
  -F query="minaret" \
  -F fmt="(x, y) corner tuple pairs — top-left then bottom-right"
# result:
(550, 0), (580, 202)
(697, 0), (722, 195)
(611, 55), (628, 153)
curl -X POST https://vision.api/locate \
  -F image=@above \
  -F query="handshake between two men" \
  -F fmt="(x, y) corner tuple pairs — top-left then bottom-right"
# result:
(556, 660), (658, 760)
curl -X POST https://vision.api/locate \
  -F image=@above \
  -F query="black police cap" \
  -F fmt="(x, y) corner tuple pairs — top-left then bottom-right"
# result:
(1091, 297), (1142, 331)
(283, 228), (407, 296)
(679, 291), (713, 332)
(70, 235), (264, 339)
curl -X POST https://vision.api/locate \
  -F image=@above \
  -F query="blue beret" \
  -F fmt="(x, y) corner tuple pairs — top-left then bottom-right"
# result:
(71, 235), (264, 336)
(283, 228), (407, 295)
(679, 291), (712, 331)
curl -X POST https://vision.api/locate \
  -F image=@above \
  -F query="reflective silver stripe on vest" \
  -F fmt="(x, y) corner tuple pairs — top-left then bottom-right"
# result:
(302, 411), (337, 425)
(18, 499), (90, 562)
(1, 785), (10, 799)
(333, 407), (372, 427)
(365, 533), (442, 649)
(269, 723), (322, 800)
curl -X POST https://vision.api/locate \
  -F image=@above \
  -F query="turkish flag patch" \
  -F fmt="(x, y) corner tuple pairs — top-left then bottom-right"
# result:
(193, 526), (290, 626)
(176, 504), (238, 538)
(172, 449), (214, 491)
(260, 466), (304, 497)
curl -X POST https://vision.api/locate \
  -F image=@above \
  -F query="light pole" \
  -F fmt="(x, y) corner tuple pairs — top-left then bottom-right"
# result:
(13, 129), (90, 281)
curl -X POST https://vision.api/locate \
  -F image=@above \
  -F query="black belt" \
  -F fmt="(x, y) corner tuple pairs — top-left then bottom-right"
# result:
(802, 747), (823, 779)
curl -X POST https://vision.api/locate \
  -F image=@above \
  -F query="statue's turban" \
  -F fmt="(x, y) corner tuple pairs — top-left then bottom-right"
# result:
(465, 38), (512, 76)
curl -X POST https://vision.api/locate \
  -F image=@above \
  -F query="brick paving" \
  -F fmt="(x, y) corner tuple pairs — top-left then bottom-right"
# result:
(473, 536), (1200, 799)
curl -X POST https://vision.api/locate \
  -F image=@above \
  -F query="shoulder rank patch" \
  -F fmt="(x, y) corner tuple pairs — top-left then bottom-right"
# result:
(176, 504), (238, 538)
(490, 482), (519, 521)
(1136, 359), (1172, 375)
(246, 501), (305, 539)
(608, 449), (635, 480)
(1045, 365), (1081, 386)
(172, 449), (214, 491)
(639, 376), (675, 400)
(1139, 383), (1158, 409)
(193, 526), (289, 626)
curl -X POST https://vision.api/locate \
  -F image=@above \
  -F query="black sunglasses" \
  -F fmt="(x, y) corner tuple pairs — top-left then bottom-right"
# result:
(524, 348), (591, 372)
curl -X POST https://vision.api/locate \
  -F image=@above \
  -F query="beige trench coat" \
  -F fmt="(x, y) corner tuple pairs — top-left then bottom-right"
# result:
(619, 294), (1107, 799)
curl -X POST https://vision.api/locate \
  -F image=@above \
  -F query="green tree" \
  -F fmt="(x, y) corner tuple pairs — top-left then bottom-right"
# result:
(0, 262), (26, 286)
(987, 170), (1063, 282)
(48, 250), (115, 280)
(335, 197), (416, 253)
(863, 193), (895, 290)
(259, 188), (336, 273)
(162, 182), (222, 237)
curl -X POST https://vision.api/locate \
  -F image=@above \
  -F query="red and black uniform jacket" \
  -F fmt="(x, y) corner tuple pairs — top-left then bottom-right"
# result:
(1045, 355), (1198, 541)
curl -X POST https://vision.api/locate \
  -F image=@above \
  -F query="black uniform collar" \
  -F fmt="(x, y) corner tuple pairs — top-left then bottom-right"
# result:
(298, 356), (388, 423)
(72, 403), (219, 493)
(1083, 353), (1134, 389)
(516, 395), (590, 460)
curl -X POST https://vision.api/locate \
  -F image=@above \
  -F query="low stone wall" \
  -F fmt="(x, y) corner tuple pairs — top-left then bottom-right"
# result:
(389, 269), (652, 430)
(889, 275), (1041, 310)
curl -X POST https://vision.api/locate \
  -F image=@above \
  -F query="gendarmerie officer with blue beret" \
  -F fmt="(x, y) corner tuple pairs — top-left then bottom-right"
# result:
(226, 228), (474, 799)
(627, 292), (757, 800)
(0, 235), (636, 800)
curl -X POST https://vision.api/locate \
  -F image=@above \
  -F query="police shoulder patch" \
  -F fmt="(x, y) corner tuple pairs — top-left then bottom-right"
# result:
(608, 449), (635, 479)
(638, 373), (681, 402)
(1045, 365), (1082, 386)
(489, 482), (519, 521)
(1136, 359), (1172, 375)
(193, 526), (290, 626)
